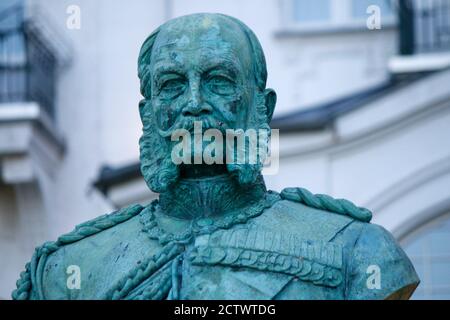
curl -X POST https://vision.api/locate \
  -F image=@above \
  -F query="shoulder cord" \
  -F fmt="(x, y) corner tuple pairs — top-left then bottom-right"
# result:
(105, 242), (184, 300)
(11, 204), (144, 300)
(280, 187), (372, 222)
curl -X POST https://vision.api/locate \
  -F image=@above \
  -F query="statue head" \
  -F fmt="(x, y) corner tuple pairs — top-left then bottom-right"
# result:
(138, 13), (277, 193)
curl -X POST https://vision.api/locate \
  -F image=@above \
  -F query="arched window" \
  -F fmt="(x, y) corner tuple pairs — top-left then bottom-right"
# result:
(401, 211), (450, 299)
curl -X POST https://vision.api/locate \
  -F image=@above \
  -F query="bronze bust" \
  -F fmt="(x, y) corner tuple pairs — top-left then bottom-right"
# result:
(12, 13), (419, 300)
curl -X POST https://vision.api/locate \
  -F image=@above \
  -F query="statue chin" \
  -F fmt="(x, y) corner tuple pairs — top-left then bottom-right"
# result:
(179, 163), (227, 179)
(180, 162), (262, 186)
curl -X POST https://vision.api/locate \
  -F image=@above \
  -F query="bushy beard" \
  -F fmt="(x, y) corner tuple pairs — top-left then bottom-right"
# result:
(139, 96), (270, 193)
(226, 93), (270, 185)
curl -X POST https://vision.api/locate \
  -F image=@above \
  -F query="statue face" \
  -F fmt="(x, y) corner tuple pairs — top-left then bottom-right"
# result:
(149, 15), (255, 137)
(138, 14), (276, 192)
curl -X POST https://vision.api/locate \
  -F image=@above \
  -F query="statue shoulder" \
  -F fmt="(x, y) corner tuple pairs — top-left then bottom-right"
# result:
(12, 204), (145, 300)
(279, 187), (372, 223)
(346, 222), (420, 299)
(247, 187), (374, 247)
(246, 188), (372, 245)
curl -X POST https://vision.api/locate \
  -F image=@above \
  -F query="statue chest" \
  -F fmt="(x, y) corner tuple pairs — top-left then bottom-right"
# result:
(176, 227), (348, 300)
(104, 201), (357, 300)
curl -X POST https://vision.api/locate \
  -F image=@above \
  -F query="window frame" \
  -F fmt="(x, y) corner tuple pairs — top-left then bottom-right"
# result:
(279, 0), (397, 35)
(401, 211), (450, 299)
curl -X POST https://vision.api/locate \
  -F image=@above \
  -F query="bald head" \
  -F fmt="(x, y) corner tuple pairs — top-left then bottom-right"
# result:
(138, 13), (268, 99)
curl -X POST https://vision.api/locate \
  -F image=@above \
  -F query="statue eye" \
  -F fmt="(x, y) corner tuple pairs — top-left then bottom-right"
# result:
(160, 78), (186, 98)
(205, 75), (236, 95)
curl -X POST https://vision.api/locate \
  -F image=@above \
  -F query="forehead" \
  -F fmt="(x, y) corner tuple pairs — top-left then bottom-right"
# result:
(150, 15), (253, 73)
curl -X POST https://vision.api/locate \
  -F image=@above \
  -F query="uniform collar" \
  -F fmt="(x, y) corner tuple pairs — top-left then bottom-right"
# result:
(158, 173), (267, 219)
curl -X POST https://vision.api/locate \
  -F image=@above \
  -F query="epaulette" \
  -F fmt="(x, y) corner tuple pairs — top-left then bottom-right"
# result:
(11, 204), (144, 300)
(280, 187), (372, 223)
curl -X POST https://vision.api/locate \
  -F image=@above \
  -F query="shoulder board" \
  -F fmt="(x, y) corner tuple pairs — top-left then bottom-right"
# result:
(11, 203), (144, 300)
(280, 187), (372, 223)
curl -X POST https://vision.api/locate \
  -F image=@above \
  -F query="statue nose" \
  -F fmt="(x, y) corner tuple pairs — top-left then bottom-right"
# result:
(182, 104), (212, 117)
(182, 89), (212, 117)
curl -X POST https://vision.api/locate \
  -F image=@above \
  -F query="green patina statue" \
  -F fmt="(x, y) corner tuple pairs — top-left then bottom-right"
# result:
(12, 13), (419, 300)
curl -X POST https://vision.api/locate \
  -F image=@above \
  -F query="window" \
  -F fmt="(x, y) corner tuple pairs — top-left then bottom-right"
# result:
(0, 1), (27, 100)
(292, 0), (330, 23)
(0, 0), (24, 28)
(284, 0), (396, 31)
(401, 212), (450, 299)
(351, 0), (394, 19)
(0, 0), (57, 120)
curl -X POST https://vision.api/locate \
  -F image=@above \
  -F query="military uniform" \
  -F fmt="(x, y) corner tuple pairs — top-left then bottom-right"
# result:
(12, 186), (419, 300)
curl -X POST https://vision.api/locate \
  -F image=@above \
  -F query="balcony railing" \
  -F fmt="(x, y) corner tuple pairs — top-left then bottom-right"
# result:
(399, 0), (450, 55)
(0, 4), (57, 120)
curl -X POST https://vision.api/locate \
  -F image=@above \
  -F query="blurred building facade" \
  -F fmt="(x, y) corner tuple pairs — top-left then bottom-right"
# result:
(0, 0), (449, 299)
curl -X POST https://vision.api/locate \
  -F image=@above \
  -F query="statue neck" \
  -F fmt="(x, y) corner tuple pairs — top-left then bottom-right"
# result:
(158, 173), (267, 219)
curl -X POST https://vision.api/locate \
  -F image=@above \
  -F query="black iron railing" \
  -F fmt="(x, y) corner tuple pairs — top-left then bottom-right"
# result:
(399, 0), (450, 55)
(0, 4), (57, 119)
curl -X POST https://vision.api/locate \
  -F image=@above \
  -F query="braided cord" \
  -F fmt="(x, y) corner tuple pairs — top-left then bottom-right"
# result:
(106, 242), (184, 300)
(280, 187), (372, 222)
(11, 204), (144, 300)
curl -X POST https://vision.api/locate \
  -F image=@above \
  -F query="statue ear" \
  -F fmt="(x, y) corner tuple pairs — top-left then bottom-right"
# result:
(264, 88), (277, 122)
(139, 99), (152, 122)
